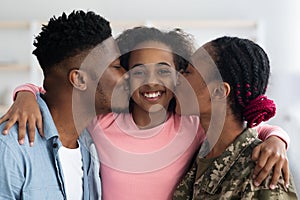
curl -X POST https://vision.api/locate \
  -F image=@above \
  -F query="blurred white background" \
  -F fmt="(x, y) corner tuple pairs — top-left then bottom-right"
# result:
(0, 0), (299, 191)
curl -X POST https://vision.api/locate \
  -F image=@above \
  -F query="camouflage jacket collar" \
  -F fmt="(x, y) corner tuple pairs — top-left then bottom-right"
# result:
(197, 128), (258, 194)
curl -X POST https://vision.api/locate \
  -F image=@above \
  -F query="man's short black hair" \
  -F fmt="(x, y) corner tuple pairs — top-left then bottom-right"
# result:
(33, 10), (112, 72)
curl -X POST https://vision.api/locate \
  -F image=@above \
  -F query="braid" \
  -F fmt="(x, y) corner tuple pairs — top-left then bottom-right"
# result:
(251, 50), (260, 97)
(256, 48), (270, 94)
(219, 46), (245, 108)
(231, 42), (252, 106)
(209, 36), (275, 127)
(244, 40), (261, 97)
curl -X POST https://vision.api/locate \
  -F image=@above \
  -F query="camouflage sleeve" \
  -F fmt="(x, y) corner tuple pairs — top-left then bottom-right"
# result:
(255, 188), (298, 200)
(257, 175), (298, 200)
(173, 161), (197, 200)
(246, 172), (298, 200)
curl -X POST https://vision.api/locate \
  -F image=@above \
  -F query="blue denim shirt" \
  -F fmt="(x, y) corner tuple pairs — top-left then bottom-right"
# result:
(0, 95), (101, 200)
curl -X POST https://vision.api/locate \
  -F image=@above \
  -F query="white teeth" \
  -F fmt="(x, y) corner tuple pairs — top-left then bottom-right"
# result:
(143, 91), (161, 98)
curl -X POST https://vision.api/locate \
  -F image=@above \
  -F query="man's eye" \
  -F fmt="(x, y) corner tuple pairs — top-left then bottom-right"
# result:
(113, 65), (122, 69)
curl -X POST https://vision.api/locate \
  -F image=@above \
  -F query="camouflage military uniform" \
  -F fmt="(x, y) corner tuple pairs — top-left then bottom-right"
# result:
(174, 128), (298, 200)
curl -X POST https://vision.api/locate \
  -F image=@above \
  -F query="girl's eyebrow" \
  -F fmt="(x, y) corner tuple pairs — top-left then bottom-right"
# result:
(130, 63), (146, 68)
(131, 62), (173, 69)
(156, 62), (172, 67)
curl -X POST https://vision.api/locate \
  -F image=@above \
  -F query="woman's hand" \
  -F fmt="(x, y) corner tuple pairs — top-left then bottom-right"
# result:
(0, 91), (43, 146)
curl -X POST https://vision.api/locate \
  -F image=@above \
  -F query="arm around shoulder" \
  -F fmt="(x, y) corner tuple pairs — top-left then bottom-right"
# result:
(256, 124), (290, 149)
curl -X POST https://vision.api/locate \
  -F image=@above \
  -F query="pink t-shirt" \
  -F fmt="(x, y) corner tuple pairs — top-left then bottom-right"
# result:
(88, 113), (204, 200)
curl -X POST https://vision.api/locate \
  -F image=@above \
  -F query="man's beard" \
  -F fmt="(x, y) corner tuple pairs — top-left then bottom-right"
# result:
(95, 81), (130, 114)
(94, 83), (111, 114)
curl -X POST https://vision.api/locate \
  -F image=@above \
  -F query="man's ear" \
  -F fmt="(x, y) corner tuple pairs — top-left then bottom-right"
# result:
(211, 82), (230, 101)
(69, 69), (87, 91)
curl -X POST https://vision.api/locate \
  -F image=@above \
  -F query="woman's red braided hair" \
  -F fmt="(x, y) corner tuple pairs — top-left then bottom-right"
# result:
(243, 95), (276, 128)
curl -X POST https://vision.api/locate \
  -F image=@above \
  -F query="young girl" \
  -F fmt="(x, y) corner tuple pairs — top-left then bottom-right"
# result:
(87, 26), (202, 199)
(1, 27), (290, 199)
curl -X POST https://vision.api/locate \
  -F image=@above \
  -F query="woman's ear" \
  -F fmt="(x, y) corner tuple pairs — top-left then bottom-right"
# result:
(211, 82), (230, 101)
(69, 69), (87, 91)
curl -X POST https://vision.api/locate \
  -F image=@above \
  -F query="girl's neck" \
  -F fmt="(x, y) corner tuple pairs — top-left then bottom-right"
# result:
(132, 106), (169, 129)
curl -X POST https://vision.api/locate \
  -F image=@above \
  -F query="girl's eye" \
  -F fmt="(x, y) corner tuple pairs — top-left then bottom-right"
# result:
(158, 68), (172, 76)
(131, 69), (146, 77)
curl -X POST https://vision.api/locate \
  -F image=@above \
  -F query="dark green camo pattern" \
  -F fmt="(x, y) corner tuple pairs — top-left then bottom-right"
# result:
(174, 128), (298, 200)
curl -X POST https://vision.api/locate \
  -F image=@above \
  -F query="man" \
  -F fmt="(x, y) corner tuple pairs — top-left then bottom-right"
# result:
(0, 10), (127, 199)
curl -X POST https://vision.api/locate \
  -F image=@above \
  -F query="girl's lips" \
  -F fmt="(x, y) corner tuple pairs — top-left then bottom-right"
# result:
(141, 91), (164, 102)
(142, 91), (162, 98)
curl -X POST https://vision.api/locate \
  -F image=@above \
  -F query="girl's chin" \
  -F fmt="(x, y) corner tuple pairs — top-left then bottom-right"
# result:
(147, 104), (167, 113)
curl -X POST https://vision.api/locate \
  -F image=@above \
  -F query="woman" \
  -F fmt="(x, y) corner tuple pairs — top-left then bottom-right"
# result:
(173, 36), (298, 199)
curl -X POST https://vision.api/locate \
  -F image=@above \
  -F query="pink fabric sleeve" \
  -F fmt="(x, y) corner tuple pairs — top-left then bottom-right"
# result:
(255, 124), (290, 149)
(13, 83), (46, 100)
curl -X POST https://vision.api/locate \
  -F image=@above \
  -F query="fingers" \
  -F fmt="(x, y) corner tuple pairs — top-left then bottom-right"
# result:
(252, 145), (266, 180)
(252, 135), (289, 189)
(282, 159), (290, 188)
(251, 145), (260, 162)
(253, 152), (273, 187)
(36, 116), (44, 138)
(253, 150), (288, 189)
(1, 109), (13, 134)
(0, 114), (9, 127)
(21, 114), (44, 146)
(1, 91), (43, 146)
(268, 157), (284, 189)
(17, 116), (28, 145)
(2, 115), (18, 135)
(27, 112), (44, 146)
(27, 115), (37, 147)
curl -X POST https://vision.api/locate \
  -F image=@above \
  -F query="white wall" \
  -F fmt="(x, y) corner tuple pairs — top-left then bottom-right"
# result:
(1, 0), (299, 191)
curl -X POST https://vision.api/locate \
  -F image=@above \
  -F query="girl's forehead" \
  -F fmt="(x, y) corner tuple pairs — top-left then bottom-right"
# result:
(129, 48), (175, 66)
(126, 42), (176, 71)
(133, 41), (172, 52)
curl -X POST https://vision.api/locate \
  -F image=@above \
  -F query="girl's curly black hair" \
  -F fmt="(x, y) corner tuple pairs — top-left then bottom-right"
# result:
(116, 26), (195, 72)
